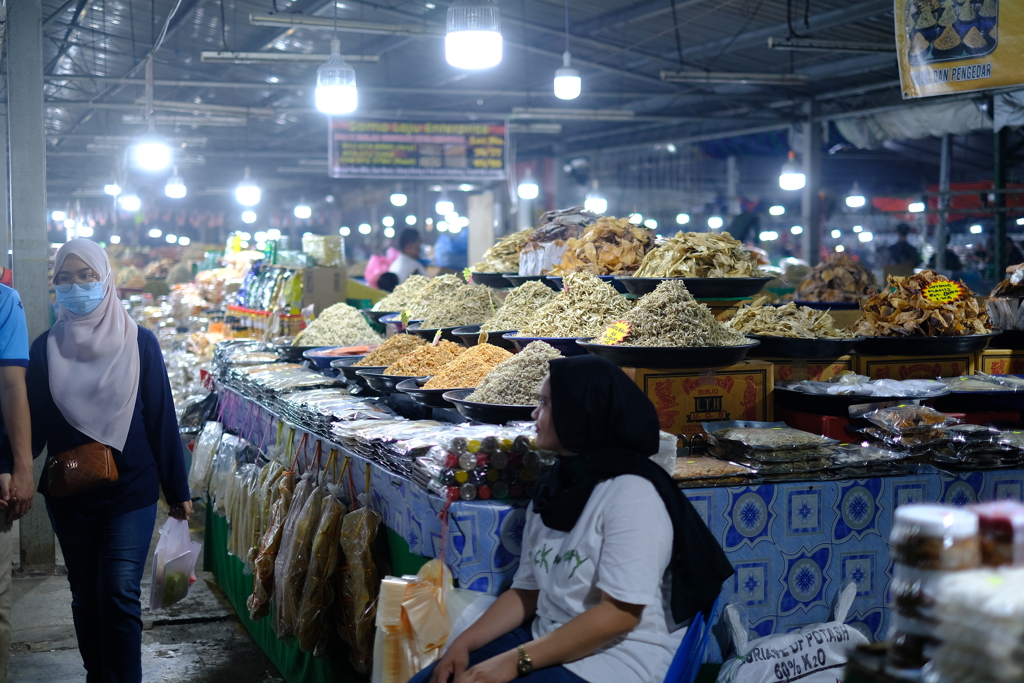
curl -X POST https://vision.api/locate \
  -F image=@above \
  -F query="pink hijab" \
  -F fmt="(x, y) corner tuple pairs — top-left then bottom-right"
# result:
(48, 239), (140, 451)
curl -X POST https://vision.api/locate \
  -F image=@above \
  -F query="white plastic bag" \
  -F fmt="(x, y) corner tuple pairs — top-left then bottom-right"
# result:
(716, 582), (866, 683)
(148, 518), (202, 611)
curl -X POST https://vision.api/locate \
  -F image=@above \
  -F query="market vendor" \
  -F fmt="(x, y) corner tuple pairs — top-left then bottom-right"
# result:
(389, 228), (426, 284)
(414, 355), (733, 683)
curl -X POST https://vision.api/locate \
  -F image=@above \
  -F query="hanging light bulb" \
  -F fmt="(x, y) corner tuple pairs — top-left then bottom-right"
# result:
(51, 210), (67, 222)
(179, 236), (191, 246)
(708, 216), (724, 229)
(104, 182), (122, 197)
(676, 213), (690, 225)
(390, 187), (408, 207)
(241, 210), (257, 224)
(340, 226), (351, 236)
(435, 196), (455, 215)
(132, 123), (172, 172)
(118, 195), (142, 212)
(554, 53), (581, 101)
(405, 215), (417, 225)
(358, 223), (372, 234)
(148, 228), (162, 238)
(779, 151), (806, 191)
(845, 182), (866, 208)
(445, 0), (502, 69)
(382, 216), (395, 227)
(316, 38), (358, 114)
(583, 181), (606, 213)
(769, 205), (785, 216)
(109, 235), (121, 244)
(164, 168), (187, 199)
(294, 199), (312, 219)
(384, 227), (396, 238)
(166, 234), (178, 244)
(236, 168), (261, 206)
(517, 169), (539, 200)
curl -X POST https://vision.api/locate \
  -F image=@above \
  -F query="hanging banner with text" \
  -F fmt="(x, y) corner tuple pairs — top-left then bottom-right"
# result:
(896, 0), (1023, 99)
(329, 119), (506, 179)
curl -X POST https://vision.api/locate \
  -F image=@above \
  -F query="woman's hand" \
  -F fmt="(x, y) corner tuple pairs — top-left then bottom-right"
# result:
(430, 640), (470, 683)
(169, 500), (193, 521)
(457, 649), (518, 683)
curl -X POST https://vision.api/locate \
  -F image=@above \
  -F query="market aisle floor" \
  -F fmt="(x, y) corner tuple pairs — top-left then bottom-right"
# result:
(9, 502), (283, 682)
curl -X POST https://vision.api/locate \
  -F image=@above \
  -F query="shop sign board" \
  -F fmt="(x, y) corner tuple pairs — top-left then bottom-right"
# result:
(329, 119), (506, 179)
(896, 0), (1022, 98)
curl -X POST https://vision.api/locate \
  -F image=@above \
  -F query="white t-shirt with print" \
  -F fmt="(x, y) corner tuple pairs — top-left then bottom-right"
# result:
(511, 474), (686, 683)
(388, 252), (424, 283)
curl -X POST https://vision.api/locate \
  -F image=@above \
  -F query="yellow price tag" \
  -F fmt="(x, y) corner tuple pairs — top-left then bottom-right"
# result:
(923, 280), (964, 303)
(463, 267), (473, 282)
(400, 310), (410, 326)
(600, 321), (631, 345)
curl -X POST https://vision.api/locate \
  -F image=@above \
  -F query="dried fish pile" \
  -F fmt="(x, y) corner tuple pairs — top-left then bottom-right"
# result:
(853, 271), (990, 337)
(480, 281), (557, 332)
(419, 284), (501, 329)
(549, 217), (655, 276)
(422, 344), (512, 390)
(516, 272), (632, 338)
(988, 264), (1024, 330)
(406, 274), (467, 320)
(468, 341), (561, 406)
(523, 207), (596, 248)
(371, 274), (431, 312)
(633, 231), (764, 278)
(383, 340), (464, 376)
(472, 231), (530, 273)
(294, 303), (384, 347)
(618, 280), (746, 347)
(991, 263), (1024, 298)
(727, 300), (846, 339)
(795, 254), (877, 303)
(354, 334), (425, 367)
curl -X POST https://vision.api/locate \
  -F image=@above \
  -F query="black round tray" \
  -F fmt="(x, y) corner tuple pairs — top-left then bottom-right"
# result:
(407, 322), (468, 344)
(442, 389), (536, 424)
(991, 330), (1024, 350)
(793, 300), (861, 311)
(774, 387), (948, 418)
(354, 367), (416, 393)
(504, 274), (561, 291)
(503, 334), (589, 356)
(275, 345), (319, 362)
(396, 377), (464, 408)
(331, 356), (375, 381)
(546, 275), (629, 294)
(614, 276), (773, 299)
(746, 336), (861, 360)
(854, 333), (997, 356)
(470, 272), (516, 288)
(361, 309), (398, 325)
(453, 325), (519, 351)
(576, 339), (759, 368)
(380, 313), (423, 334)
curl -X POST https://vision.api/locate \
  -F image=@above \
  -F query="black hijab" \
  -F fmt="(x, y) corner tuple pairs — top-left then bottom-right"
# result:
(530, 355), (734, 625)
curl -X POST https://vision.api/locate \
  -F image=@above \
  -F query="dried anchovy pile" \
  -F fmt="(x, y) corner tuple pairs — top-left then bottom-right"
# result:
(795, 254), (877, 303)
(633, 231), (764, 278)
(516, 272), (632, 338)
(472, 232), (530, 273)
(853, 271), (990, 337)
(469, 341), (561, 406)
(294, 303), (383, 347)
(619, 280), (746, 347)
(383, 340), (464, 376)
(372, 274), (431, 312)
(354, 334), (425, 367)
(419, 284), (501, 329)
(549, 217), (655, 276)
(406, 274), (467, 320)
(423, 344), (513, 390)
(480, 281), (557, 332)
(727, 300), (846, 339)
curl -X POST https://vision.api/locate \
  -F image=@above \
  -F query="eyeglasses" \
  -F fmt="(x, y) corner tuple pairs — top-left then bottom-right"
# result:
(54, 280), (102, 293)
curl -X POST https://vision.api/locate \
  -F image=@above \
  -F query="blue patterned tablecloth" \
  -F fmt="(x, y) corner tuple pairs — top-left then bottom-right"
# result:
(217, 387), (1024, 640)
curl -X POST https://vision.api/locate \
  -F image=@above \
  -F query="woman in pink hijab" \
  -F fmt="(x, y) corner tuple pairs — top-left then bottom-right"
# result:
(24, 239), (191, 683)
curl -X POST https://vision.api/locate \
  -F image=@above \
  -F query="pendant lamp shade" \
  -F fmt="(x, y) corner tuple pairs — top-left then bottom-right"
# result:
(446, 0), (502, 69)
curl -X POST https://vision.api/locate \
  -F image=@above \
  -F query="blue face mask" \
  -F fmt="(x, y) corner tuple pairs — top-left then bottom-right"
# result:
(55, 282), (104, 316)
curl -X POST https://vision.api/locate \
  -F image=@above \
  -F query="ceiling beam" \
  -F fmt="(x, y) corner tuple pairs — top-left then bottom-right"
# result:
(574, 0), (707, 36)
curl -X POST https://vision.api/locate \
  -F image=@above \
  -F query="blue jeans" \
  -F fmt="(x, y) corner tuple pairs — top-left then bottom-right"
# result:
(409, 626), (587, 683)
(47, 502), (157, 683)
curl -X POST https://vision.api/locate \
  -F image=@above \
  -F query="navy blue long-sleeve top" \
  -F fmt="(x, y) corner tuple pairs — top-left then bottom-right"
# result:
(19, 327), (191, 520)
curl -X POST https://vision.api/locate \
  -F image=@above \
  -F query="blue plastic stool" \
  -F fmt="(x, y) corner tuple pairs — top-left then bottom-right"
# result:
(663, 594), (723, 683)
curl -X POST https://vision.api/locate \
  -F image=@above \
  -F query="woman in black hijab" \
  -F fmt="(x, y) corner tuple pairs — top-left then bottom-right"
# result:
(413, 356), (733, 683)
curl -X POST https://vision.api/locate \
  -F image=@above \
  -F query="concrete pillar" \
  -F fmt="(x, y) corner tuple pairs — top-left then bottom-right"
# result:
(468, 191), (495, 266)
(8, 0), (56, 573)
(994, 126), (1008, 278)
(936, 134), (951, 272)
(800, 103), (824, 266)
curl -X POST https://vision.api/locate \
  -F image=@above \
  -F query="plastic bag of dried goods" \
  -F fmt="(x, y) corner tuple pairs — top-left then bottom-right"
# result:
(247, 470), (297, 621)
(188, 421), (223, 498)
(271, 472), (318, 639)
(279, 485), (326, 642)
(148, 518), (201, 611)
(338, 500), (383, 674)
(295, 485), (347, 653)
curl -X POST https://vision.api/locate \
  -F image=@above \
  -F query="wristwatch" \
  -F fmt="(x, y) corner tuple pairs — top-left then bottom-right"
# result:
(516, 645), (534, 677)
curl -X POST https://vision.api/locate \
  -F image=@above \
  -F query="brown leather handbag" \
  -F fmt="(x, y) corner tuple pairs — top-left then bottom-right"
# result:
(48, 442), (119, 498)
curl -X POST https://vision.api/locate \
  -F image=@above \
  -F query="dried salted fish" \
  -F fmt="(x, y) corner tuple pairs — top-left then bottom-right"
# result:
(405, 274), (467, 320)
(853, 270), (990, 337)
(472, 231), (531, 273)
(419, 285), (500, 329)
(795, 254), (877, 303)
(294, 303), (383, 347)
(727, 300), (846, 339)
(549, 217), (655, 276)
(515, 272), (632, 338)
(618, 280), (746, 347)
(354, 334), (425, 367)
(480, 281), (557, 332)
(990, 263), (1024, 298)
(713, 427), (835, 449)
(468, 341), (561, 406)
(423, 344), (512, 389)
(632, 231), (764, 278)
(383, 340), (464, 377)
(372, 274), (431, 312)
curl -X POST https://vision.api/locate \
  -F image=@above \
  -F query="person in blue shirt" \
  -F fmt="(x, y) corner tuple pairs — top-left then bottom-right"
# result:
(22, 239), (190, 683)
(0, 281), (36, 683)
